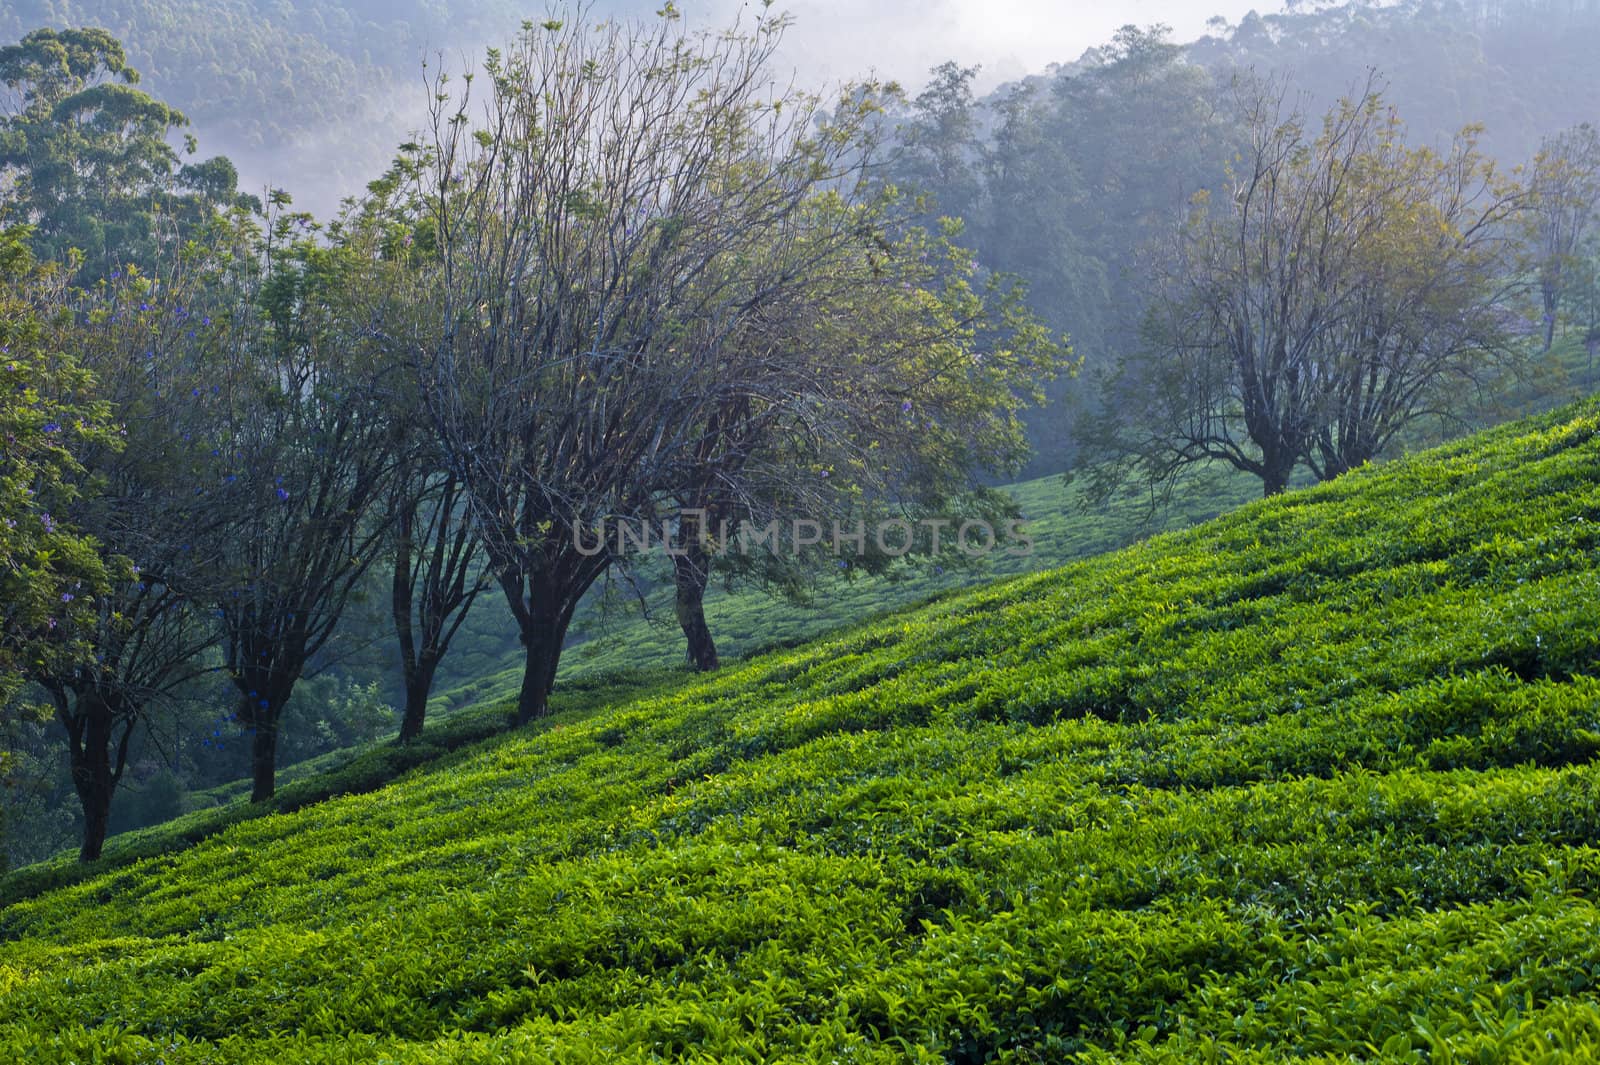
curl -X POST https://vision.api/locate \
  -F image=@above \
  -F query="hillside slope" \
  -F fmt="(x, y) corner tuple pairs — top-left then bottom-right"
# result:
(3, 401), (1600, 1061)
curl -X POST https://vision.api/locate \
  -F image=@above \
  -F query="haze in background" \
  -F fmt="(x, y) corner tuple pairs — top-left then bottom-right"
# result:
(255, 0), (1286, 214)
(753, 0), (1279, 90)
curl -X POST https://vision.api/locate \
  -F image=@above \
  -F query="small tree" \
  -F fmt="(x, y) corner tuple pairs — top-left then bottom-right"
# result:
(1096, 78), (1526, 497)
(387, 465), (486, 743)
(661, 204), (1062, 671)
(199, 202), (400, 801)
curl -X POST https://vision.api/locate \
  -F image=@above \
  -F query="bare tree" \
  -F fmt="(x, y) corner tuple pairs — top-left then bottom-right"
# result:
(386, 8), (890, 722)
(1103, 76), (1526, 497)
(388, 466), (486, 742)
(204, 202), (401, 800)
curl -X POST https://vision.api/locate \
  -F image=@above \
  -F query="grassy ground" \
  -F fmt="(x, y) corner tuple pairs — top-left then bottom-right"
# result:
(2, 398), (1598, 1061)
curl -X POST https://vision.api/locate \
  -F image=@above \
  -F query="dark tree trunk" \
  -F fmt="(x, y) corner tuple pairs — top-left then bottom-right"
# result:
(515, 618), (566, 726)
(250, 710), (280, 804)
(672, 546), (719, 672)
(1261, 456), (1295, 497)
(68, 702), (115, 863)
(398, 655), (440, 743)
(499, 546), (606, 728)
(58, 690), (138, 864)
(78, 792), (111, 863)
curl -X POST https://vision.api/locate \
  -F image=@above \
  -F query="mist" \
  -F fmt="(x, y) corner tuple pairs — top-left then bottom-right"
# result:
(225, 0), (1288, 216)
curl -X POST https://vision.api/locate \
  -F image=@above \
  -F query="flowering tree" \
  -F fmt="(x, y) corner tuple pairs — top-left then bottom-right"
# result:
(0, 228), (121, 859)
(24, 241), (244, 861)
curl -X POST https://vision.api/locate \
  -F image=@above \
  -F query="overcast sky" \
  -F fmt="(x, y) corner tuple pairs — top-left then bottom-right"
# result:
(719, 0), (1289, 92)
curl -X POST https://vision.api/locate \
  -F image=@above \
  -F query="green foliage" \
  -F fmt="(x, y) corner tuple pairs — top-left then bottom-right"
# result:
(0, 226), (118, 704)
(0, 1), (525, 149)
(0, 27), (252, 280)
(2, 398), (1599, 1059)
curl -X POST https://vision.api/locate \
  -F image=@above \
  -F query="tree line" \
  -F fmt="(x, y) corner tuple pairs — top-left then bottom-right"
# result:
(0, 19), (1062, 862)
(8, 7), (1600, 866)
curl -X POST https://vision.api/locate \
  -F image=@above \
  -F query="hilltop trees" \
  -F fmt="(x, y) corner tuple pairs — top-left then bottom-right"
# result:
(1093, 81), (1527, 497)
(893, 27), (1234, 474)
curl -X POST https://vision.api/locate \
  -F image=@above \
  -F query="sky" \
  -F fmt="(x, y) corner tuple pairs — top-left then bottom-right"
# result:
(717, 0), (1289, 93)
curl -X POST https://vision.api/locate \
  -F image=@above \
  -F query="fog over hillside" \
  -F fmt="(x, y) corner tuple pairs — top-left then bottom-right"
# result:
(242, 0), (1292, 214)
(10, 1), (1600, 215)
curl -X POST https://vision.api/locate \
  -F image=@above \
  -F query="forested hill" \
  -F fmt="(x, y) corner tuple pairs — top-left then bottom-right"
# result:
(5, 1), (1600, 215)
(0, 0), (541, 210)
(898, 0), (1600, 476)
(1187, 0), (1600, 167)
(3, 396), (1599, 1062)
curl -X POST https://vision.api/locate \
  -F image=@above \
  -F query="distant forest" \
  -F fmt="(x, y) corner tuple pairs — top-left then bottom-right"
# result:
(6, 4), (1600, 461)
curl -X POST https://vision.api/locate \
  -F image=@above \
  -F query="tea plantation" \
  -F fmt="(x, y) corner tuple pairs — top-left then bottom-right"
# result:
(4, 401), (1600, 1062)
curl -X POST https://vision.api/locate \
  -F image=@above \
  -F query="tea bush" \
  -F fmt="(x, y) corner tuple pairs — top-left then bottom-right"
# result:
(2, 400), (1599, 1061)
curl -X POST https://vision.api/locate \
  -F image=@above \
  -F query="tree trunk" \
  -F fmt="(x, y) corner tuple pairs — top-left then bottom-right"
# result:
(672, 547), (719, 672)
(502, 550), (606, 728)
(250, 709), (280, 804)
(515, 616), (566, 726)
(398, 656), (439, 743)
(78, 786), (111, 863)
(69, 704), (114, 863)
(1261, 459), (1295, 497)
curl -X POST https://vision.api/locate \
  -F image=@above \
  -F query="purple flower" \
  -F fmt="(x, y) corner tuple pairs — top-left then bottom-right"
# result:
(42, 421), (61, 433)
(60, 592), (75, 603)
(819, 470), (830, 479)
(276, 488), (290, 501)
(901, 399), (913, 413)
(140, 302), (151, 312)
